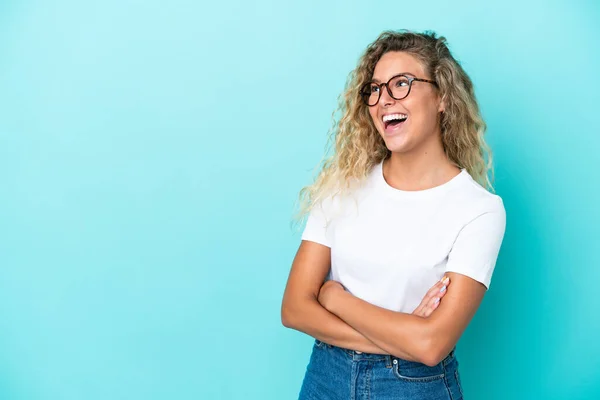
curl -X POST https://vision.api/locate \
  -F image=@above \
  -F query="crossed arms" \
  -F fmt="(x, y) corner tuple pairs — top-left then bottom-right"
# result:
(281, 240), (486, 367)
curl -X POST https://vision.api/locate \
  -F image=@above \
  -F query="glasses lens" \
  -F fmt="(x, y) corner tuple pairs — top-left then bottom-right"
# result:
(361, 83), (380, 106)
(389, 75), (410, 100)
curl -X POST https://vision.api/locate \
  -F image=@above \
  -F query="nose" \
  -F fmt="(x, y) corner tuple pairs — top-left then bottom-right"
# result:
(379, 84), (395, 107)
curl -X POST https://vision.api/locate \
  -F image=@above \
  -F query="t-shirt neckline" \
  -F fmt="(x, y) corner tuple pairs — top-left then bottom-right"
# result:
(375, 160), (467, 200)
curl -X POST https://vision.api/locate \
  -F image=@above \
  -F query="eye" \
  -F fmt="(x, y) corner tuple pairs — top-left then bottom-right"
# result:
(395, 79), (408, 87)
(369, 84), (379, 93)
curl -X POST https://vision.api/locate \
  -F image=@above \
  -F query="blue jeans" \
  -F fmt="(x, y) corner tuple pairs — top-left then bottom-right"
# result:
(299, 339), (464, 400)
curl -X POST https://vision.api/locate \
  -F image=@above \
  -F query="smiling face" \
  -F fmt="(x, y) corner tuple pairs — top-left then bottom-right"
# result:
(367, 51), (444, 154)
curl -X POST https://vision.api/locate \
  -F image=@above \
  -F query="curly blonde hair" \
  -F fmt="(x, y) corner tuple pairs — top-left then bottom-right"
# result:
(292, 29), (494, 228)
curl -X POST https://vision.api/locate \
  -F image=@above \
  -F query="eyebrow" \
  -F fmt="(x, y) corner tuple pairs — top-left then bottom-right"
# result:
(371, 72), (417, 83)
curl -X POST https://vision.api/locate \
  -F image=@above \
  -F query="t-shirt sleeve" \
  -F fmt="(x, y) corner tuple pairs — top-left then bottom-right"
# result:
(300, 197), (334, 248)
(444, 198), (507, 290)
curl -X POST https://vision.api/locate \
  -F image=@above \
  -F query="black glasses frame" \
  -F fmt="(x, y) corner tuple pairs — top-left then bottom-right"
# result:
(360, 74), (438, 106)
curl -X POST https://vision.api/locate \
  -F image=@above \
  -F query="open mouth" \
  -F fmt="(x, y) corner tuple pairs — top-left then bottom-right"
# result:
(383, 113), (408, 129)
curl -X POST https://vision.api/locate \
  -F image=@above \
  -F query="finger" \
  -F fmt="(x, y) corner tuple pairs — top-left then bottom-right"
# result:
(413, 299), (429, 317)
(415, 289), (443, 317)
(413, 302), (424, 316)
(423, 276), (450, 304)
(422, 298), (439, 317)
(424, 279), (451, 315)
(419, 295), (440, 318)
(429, 279), (451, 306)
(431, 278), (450, 304)
(413, 276), (451, 317)
(423, 295), (442, 317)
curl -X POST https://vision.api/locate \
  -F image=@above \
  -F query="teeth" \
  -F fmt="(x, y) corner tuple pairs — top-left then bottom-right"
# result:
(382, 113), (408, 122)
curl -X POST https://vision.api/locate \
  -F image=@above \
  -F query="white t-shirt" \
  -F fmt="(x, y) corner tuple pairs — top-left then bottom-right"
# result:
(301, 160), (507, 313)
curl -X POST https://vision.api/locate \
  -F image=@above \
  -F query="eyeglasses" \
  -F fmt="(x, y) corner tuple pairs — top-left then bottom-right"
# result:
(359, 74), (438, 106)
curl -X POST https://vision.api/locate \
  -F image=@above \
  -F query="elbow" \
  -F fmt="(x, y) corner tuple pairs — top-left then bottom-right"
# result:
(417, 336), (452, 367)
(397, 326), (448, 367)
(281, 303), (297, 329)
(281, 298), (307, 330)
(281, 292), (319, 331)
(420, 350), (444, 368)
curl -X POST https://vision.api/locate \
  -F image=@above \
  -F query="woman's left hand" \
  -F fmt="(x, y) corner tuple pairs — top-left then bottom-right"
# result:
(317, 280), (345, 310)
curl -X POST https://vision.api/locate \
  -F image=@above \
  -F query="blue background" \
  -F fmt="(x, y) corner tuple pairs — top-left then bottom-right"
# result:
(1, 0), (599, 399)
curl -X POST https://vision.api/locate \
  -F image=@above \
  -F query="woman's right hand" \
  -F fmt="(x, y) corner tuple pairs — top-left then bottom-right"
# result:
(412, 276), (450, 318)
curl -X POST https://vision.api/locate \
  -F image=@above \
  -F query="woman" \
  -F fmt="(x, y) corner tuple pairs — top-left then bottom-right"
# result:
(281, 30), (506, 400)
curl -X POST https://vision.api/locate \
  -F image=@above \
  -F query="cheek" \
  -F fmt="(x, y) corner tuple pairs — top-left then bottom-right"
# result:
(406, 100), (438, 130)
(421, 106), (441, 129)
(368, 109), (379, 125)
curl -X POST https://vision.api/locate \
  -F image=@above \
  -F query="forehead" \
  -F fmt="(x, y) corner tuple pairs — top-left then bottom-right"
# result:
(371, 51), (426, 82)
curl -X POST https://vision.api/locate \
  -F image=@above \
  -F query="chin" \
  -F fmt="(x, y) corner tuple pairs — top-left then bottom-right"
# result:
(386, 145), (412, 154)
(381, 134), (413, 154)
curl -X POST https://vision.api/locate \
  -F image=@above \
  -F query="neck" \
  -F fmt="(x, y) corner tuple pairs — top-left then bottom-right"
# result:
(383, 134), (460, 191)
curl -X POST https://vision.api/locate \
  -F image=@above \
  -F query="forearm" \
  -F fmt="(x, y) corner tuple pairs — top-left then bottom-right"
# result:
(282, 296), (392, 355)
(327, 291), (433, 364)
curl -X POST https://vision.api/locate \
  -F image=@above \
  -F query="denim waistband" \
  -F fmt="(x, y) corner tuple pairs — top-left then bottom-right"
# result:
(316, 339), (456, 368)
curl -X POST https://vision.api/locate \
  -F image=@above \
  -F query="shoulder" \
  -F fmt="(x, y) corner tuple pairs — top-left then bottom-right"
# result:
(438, 171), (506, 236)
(452, 170), (505, 216)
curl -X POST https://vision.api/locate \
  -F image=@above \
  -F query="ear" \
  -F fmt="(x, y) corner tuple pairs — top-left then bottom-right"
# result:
(438, 94), (446, 113)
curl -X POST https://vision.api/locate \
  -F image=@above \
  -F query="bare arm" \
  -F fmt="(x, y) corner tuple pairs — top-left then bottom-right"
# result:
(318, 272), (485, 366)
(281, 240), (389, 354)
(281, 240), (449, 359)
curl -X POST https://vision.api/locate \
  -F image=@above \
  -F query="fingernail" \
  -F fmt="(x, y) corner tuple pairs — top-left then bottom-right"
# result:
(440, 285), (446, 293)
(442, 276), (450, 285)
(434, 297), (440, 304)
